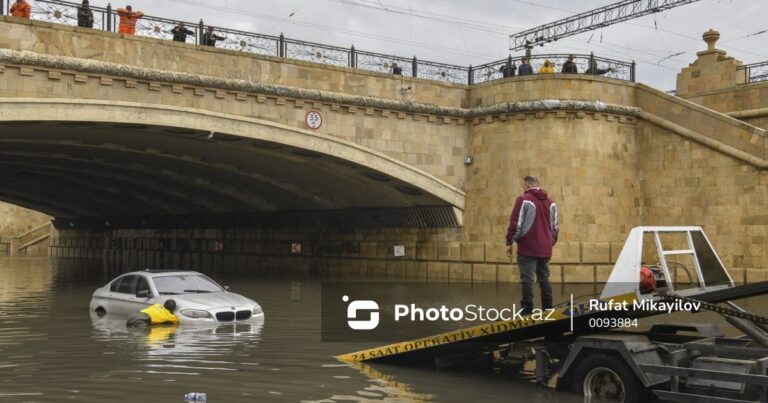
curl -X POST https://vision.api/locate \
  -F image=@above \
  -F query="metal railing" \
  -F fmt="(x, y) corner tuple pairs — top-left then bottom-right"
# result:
(22, 0), (110, 30)
(471, 53), (635, 84)
(738, 61), (768, 84)
(4, 0), (637, 85)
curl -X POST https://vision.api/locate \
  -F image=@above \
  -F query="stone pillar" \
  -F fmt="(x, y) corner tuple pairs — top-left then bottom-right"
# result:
(9, 237), (18, 257)
(676, 29), (745, 98)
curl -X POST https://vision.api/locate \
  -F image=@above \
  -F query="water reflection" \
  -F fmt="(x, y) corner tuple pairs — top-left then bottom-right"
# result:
(337, 360), (575, 403)
(90, 312), (264, 357)
(0, 258), (588, 402)
(0, 257), (54, 303)
(320, 361), (435, 402)
(6, 257), (754, 402)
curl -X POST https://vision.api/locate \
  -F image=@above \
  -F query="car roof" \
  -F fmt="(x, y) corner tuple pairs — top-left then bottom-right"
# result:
(122, 270), (205, 278)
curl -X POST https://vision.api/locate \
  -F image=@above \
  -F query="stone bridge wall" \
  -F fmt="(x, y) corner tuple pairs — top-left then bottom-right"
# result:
(1, 18), (766, 282)
(0, 17), (470, 189)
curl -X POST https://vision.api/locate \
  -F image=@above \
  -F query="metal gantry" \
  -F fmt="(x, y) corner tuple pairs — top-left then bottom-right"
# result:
(509, 0), (702, 52)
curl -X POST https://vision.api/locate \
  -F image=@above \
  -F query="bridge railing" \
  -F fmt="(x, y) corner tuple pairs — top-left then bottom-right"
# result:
(353, 49), (415, 77)
(738, 61), (768, 84)
(217, 27), (281, 57)
(23, 0), (110, 30)
(4, 0), (636, 85)
(471, 53), (635, 83)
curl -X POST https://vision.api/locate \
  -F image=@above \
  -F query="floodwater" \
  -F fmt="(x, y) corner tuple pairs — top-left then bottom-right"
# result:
(0, 257), (757, 402)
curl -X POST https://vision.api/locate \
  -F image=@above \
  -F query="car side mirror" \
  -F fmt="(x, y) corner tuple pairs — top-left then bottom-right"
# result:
(224, 285), (230, 291)
(136, 289), (152, 298)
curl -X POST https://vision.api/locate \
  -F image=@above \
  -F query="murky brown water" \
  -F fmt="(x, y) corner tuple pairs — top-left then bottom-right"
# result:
(0, 257), (759, 402)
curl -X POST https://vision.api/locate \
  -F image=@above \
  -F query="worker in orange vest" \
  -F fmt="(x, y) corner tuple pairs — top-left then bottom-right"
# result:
(10, 0), (32, 19)
(116, 5), (144, 35)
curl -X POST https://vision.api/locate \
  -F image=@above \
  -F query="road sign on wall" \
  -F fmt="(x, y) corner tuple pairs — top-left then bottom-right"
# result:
(305, 110), (323, 130)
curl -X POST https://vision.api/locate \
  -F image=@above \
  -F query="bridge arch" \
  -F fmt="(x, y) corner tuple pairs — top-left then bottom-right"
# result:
(0, 98), (465, 222)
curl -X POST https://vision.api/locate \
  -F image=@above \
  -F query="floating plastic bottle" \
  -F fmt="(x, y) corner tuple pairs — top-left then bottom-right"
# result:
(184, 392), (207, 402)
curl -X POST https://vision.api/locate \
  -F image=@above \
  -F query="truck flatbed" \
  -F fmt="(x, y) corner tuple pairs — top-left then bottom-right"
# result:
(337, 281), (768, 363)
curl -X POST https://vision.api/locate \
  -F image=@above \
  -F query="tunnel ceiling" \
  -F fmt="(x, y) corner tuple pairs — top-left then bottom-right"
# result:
(0, 121), (455, 220)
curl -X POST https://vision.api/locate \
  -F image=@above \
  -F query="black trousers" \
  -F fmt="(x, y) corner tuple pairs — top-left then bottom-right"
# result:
(517, 255), (553, 312)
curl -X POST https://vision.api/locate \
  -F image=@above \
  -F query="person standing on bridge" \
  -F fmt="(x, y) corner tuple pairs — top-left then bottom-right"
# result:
(538, 60), (555, 74)
(585, 59), (615, 76)
(505, 176), (558, 315)
(202, 26), (226, 47)
(517, 58), (533, 76)
(499, 62), (516, 78)
(116, 5), (144, 35)
(77, 0), (94, 29)
(10, 0), (31, 19)
(561, 55), (578, 74)
(171, 22), (194, 43)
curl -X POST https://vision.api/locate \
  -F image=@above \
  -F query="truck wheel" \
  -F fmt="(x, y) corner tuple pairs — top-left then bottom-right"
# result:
(571, 354), (647, 403)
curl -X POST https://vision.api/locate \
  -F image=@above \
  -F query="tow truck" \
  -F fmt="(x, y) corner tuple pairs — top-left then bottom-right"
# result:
(337, 227), (768, 402)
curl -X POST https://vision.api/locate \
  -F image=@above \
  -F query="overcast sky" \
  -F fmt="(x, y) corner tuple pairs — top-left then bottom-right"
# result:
(114, 0), (765, 90)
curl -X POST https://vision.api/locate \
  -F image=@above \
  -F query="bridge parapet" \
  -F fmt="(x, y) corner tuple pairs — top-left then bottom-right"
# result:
(1, 0), (637, 85)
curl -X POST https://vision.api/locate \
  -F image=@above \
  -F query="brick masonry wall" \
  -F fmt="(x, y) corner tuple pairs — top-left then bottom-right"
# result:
(0, 17), (467, 108)
(0, 202), (49, 236)
(469, 75), (637, 107)
(683, 81), (768, 116)
(637, 120), (768, 283)
(49, 225), (627, 283)
(0, 202), (51, 257)
(464, 109), (640, 283)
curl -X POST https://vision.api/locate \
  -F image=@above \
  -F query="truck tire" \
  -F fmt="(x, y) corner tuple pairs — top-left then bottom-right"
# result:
(570, 353), (648, 403)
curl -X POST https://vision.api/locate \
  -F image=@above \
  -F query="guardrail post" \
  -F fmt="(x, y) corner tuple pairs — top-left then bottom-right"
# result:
(589, 52), (596, 76)
(198, 19), (204, 45)
(278, 33), (285, 57)
(1, 0), (4, 17)
(106, 3), (112, 32)
(412, 56), (417, 78)
(468, 65), (473, 85)
(349, 45), (356, 68)
(631, 60), (636, 82)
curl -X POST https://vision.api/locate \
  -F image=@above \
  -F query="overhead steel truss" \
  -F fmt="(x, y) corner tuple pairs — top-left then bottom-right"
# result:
(509, 0), (701, 51)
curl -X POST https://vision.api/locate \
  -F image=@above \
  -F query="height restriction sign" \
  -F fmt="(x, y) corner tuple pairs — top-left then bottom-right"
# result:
(305, 110), (323, 130)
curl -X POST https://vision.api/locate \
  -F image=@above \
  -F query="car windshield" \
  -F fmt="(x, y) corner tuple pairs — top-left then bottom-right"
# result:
(153, 275), (223, 295)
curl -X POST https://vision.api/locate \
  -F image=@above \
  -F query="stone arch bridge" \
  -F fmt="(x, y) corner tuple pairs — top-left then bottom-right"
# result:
(0, 18), (766, 282)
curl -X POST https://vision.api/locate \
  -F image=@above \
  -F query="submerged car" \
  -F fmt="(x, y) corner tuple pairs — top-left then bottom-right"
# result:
(89, 270), (264, 324)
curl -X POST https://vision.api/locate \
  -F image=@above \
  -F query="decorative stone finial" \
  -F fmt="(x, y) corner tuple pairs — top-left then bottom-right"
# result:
(703, 29), (720, 51)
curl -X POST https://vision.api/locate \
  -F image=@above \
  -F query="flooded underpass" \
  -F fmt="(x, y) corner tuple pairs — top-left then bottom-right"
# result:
(1, 257), (763, 402)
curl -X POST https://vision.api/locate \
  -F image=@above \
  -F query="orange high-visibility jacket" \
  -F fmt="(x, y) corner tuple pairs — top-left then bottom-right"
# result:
(116, 8), (144, 35)
(10, 1), (31, 19)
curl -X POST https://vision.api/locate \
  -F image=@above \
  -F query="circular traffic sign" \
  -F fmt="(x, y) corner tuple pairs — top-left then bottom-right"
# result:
(305, 110), (323, 130)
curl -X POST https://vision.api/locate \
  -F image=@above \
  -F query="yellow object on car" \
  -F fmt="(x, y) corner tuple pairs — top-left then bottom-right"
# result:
(141, 303), (179, 325)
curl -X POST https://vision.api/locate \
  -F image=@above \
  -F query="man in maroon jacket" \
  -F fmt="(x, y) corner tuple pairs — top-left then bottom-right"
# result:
(505, 176), (559, 315)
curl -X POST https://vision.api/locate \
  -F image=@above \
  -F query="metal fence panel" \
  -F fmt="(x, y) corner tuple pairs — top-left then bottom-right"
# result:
(739, 61), (768, 84)
(356, 50), (414, 77)
(285, 38), (349, 67)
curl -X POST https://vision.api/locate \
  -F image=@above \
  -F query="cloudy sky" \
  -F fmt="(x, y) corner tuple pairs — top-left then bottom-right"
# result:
(107, 0), (765, 90)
